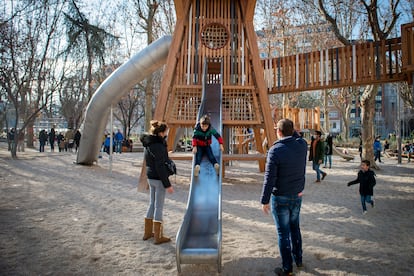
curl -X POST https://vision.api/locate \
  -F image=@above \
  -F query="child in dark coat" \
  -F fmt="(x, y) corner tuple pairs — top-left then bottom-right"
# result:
(192, 115), (224, 176)
(347, 160), (376, 214)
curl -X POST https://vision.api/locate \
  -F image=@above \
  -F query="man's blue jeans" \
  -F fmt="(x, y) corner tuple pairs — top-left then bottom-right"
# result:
(271, 194), (303, 273)
(312, 161), (325, 181)
(115, 141), (123, 153)
(324, 154), (332, 168)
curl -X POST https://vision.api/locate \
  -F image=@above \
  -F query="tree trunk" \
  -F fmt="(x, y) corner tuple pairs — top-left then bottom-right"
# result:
(11, 135), (17, 159)
(26, 123), (35, 148)
(144, 76), (154, 130)
(360, 85), (379, 169)
(323, 89), (329, 133)
(343, 104), (350, 140)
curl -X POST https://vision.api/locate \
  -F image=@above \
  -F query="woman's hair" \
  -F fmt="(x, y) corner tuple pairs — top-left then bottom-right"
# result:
(200, 115), (211, 125)
(150, 120), (168, 136)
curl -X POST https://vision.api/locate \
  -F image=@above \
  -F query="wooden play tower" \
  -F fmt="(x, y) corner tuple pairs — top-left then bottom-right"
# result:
(151, 0), (414, 172)
(154, 0), (277, 171)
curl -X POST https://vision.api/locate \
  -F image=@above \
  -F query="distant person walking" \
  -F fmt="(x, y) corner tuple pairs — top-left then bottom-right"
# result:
(309, 130), (327, 182)
(49, 127), (56, 152)
(373, 136), (382, 163)
(7, 128), (15, 151)
(39, 130), (48, 152)
(74, 130), (81, 152)
(260, 119), (307, 276)
(114, 129), (124, 154)
(347, 160), (376, 214)
(323, 133), (333, 169)
(64, 128), (74, 152)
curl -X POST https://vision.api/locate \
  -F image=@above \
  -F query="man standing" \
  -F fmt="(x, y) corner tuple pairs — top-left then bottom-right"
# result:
(373, 136), (382, 163)
(261, 119), (308, 276)
(309, 130), (327, 182)
(114, 129), (124, 154)
(324, 133), (333, 168)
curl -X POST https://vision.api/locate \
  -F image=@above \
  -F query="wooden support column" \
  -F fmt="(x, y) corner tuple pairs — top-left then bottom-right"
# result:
(240, 2), (277, 145)
(154, 0), (192, 121)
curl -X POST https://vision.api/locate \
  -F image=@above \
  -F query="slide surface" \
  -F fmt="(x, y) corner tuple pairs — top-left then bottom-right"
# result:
(76, 36), (171, 165)
(175, 77), (223, 272)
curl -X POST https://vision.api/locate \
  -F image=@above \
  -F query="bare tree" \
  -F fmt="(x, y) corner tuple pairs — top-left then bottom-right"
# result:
(116, 86), (146, 138)
(326, 87), (361, 140)
(59, 71), (88, 130)
(310, 0), (404, 168)
(0, 1), (66, 158)
(398, 82), (414, 109)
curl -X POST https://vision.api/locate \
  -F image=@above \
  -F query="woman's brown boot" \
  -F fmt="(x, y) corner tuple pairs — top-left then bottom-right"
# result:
(153, 221), (171, 244)
(142, 218), (153, 240)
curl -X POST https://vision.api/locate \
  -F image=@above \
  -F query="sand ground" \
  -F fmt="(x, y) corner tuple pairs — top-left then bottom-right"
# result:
(0, 142), (413, 276)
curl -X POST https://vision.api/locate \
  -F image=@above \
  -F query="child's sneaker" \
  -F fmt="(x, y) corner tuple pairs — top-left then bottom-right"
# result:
(214, 163), (220, 175)
(194, 165), (200, 176)
(363, 210), (367, 215)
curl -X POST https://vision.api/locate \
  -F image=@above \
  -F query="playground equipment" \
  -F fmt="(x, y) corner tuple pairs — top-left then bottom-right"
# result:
(76, 36), (171, 164)
(332, 145), (355, 161)
(175, 61), (223, 273)
(75, 0), (414, 271)
(262, 22), (414, 93)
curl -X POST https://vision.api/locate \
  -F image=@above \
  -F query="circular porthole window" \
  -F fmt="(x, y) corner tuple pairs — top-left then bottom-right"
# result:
(200, 23), (229, 50)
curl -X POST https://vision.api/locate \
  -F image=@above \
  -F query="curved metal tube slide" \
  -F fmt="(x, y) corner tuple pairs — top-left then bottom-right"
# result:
(76, 36), (171, 165)
(176, 61), (223, 273)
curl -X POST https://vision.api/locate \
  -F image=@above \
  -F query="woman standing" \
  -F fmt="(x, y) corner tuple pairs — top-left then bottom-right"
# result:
(140, 120), (174, 244)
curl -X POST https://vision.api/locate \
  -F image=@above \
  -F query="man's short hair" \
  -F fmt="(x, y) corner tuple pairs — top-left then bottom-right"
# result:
(276, 119), (294, 136)
(315, 130), (322, 136)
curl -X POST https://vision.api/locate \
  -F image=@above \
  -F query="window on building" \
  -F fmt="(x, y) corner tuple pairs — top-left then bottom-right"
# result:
(329, 111), (338, 118)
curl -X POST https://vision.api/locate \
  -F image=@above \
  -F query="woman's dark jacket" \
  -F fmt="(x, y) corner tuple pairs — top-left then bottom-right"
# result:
(347, 169), (376, 196)
(326, 135), (333, 155)
(140, 134), (171, 188)
(261, 132), (308, 204)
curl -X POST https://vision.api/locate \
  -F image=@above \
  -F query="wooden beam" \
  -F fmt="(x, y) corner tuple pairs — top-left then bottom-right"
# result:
(154, 0), (192, 120)
(241, 0), (256, 22)
(174, 0), (189, 20)
(168, 153), (266, 162)
(241, 3), (277, 145)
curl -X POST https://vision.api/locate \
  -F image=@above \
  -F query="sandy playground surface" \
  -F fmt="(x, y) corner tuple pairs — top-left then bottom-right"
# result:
(0, 142), (413, 276)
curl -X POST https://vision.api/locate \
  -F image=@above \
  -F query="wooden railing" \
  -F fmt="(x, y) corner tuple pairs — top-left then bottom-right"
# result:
(262, 22), (414, 94)
(401, 22), (414, 83)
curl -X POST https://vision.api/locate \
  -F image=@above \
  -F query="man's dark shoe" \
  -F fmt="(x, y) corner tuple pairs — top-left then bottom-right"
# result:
(274, 267), (293, 276)
(371, 200), (375, 208)
(321, 172), (327, 180)
(296, 262), (303, 268)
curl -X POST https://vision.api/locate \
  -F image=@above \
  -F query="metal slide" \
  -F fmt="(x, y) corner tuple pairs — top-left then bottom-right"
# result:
(76, 36), (171, 165)
(176, 61), (223, 273)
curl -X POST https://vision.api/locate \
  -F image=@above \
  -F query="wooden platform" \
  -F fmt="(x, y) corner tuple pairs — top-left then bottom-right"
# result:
(169, 153), (266, 162)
